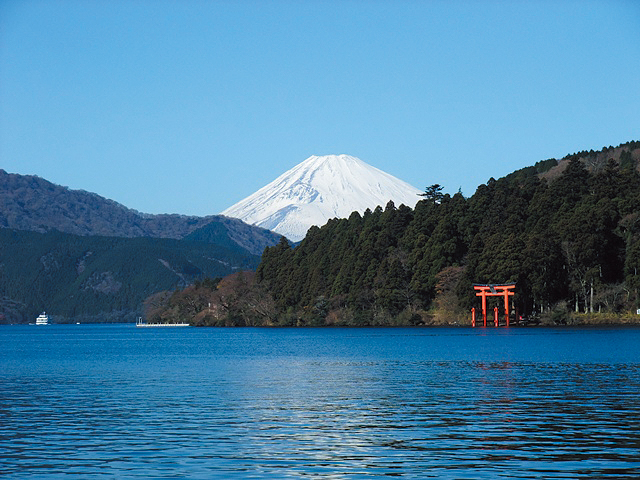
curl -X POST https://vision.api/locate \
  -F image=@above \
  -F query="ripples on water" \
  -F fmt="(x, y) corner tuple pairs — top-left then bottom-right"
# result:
(1, 326), (639, 478)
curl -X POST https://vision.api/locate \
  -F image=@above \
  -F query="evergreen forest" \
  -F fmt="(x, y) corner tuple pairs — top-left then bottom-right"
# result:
(150, 141), (640, 327)
(0, 229), (261, 323)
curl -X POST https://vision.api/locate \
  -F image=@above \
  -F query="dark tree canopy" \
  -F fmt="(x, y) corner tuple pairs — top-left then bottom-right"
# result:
(255, 142), (640, 325)
(150, 141), (640, 326)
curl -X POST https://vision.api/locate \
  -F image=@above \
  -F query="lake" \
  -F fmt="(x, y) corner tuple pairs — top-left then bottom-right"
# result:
(1, 325), (639, 478)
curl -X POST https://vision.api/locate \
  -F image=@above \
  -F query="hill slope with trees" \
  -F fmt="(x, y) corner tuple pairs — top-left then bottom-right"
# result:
(0, 228), (260, 324)
(148, 141), (640, 326)
(0, 170), (284, 323)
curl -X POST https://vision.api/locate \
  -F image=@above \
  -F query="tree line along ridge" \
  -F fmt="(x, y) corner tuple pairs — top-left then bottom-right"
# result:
(147, 141), (640, 326)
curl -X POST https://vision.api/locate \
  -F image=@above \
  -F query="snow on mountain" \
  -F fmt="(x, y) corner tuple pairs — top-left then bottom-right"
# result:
(221, 154), (423, 242)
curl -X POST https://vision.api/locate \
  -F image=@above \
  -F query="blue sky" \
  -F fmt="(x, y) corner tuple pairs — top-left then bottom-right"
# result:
(1, 0), (639, 216)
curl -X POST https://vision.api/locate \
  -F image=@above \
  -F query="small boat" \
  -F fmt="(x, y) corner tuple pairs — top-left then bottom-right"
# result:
(35, 312), (49, 325)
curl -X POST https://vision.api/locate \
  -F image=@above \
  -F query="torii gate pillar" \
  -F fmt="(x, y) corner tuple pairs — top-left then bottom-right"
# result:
(473, 284), (515, 327)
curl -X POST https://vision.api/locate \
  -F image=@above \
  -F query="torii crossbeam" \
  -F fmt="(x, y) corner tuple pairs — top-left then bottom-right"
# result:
(473, 284), (515, 327)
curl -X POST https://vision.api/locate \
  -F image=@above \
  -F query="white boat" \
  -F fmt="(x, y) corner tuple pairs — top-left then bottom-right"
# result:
(35, 312), (49, 325)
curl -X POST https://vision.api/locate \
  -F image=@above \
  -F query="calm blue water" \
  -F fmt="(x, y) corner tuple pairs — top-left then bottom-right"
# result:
(1, 325), (639, 479)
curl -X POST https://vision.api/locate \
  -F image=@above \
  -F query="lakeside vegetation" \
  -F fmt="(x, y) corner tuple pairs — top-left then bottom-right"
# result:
(147, 141), (640, 327)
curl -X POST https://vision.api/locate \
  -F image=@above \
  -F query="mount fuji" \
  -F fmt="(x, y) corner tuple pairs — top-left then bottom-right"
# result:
(221, 154), (423, 242)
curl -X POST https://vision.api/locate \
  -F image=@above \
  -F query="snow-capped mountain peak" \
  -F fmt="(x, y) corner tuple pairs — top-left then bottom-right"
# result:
(221, 154), (423, 242)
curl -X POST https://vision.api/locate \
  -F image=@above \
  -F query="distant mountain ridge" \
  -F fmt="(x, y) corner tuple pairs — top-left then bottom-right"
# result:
(0, 169), (284, 323)
(221, 154), (423, 242)
(0, 169), (281, 255)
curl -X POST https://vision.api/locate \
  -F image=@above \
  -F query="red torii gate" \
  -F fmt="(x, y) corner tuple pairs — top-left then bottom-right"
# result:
(472, 284), (515, 327)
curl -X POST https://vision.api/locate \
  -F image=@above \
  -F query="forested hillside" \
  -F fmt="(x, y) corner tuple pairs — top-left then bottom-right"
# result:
(0, 169), (285, 323)
(256, 141), (640, 325)
(0, 229), (260, 324)
(149, 141), (640, 327)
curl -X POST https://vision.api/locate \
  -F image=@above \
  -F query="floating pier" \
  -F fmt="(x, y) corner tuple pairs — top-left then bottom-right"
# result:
(136, 317), (190, 327)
